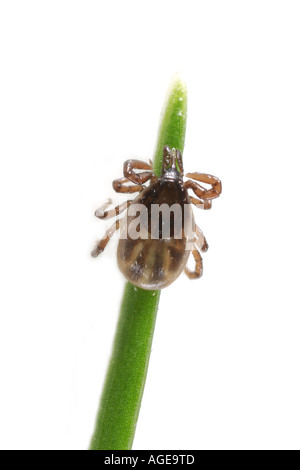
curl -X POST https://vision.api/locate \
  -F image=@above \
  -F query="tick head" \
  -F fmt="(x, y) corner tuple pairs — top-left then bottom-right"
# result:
(161, 145), (184, 180)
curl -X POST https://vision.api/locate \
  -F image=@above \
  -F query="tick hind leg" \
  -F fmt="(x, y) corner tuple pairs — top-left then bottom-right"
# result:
(95, 199), (132, 220)
(91, 219), (120, 258)
(184, 247), (203, 279)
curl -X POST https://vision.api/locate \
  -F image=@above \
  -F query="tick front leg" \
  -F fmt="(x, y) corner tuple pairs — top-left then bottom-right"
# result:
(123, 159), (154, 185)
(91, 219), (120, 258)
(185, 173), (222, 201)
(95, 199), (132, 220)
(184, 247), (203, 279)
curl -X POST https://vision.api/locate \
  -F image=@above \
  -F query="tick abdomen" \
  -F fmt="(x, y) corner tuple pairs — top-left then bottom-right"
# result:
(118, 238), (190, 290)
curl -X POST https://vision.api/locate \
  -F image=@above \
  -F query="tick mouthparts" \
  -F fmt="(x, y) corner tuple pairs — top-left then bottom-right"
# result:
(168, 148), (178, 169)
(162, 146), (183, 175)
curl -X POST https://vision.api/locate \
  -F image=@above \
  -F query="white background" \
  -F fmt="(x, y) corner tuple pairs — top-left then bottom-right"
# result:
(1, 1), (300, 450)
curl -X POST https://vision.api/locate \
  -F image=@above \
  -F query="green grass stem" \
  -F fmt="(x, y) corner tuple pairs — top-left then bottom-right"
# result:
(90, 75), (187, 450)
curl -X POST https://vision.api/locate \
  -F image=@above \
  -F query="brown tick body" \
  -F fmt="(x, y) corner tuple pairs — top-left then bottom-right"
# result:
(92, 146), (222, 290)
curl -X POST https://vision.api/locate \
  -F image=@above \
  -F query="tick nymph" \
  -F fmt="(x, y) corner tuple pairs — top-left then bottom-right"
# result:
(91, 146), (222, 290)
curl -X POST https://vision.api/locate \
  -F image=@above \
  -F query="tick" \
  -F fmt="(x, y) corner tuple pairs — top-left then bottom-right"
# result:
(91, 145), (222, 290)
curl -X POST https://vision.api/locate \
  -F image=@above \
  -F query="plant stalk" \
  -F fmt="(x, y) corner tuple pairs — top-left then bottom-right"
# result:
(90, 75), (187, 450)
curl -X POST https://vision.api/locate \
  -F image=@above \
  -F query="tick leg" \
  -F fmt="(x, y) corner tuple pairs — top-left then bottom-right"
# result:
(189, 195), (212, 210)
(185, 173), (222, 201)
(195, 225), (209, 252)
(112, 177), (145, 193)
(95, 199), (132, 220)
(94, 198), (112, 217)
(123, 159), (154, 185)
(184, 247), (203, 279)
(91, 219), (120, 258)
